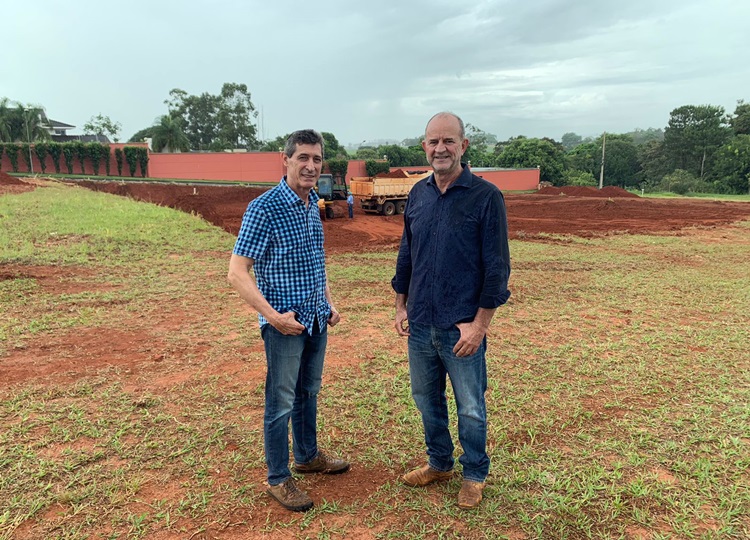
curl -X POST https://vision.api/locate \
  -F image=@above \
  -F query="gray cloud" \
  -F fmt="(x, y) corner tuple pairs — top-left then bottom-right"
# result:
(2, 0), (747, 145)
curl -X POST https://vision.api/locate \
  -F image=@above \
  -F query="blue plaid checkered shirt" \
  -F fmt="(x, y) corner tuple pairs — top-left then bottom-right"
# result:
(233, 177), (330, 334)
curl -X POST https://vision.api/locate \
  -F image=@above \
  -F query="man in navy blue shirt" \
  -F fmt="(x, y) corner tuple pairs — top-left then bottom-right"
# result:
(392, 112), (511, 509)
(228, 130), (349, 512)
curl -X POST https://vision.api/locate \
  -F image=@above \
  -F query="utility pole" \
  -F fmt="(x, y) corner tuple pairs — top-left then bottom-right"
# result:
(598, 132), (606, 189)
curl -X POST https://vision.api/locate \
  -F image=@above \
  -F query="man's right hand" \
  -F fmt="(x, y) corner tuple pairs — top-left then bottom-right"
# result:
(273, 311), (306, 335)
(395, 307), (410, 337)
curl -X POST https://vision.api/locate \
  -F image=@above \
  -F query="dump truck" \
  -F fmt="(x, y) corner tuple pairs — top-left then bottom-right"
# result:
(349, 169), (431, 215)
(315, 174), (348, 219)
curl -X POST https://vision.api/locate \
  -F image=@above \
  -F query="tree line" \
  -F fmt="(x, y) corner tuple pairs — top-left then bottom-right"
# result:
(4, 84), (749, 194)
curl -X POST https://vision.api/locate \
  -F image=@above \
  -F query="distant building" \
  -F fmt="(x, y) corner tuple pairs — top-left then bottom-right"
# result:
(44, 115), (110, 143)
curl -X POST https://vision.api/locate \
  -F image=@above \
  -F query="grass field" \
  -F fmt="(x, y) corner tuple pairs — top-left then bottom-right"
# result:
(1, 184), (749, 539)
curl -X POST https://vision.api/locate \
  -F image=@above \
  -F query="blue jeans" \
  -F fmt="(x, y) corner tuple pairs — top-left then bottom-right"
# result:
(407, 322), (489, 482)
(261, 319), (327, 486)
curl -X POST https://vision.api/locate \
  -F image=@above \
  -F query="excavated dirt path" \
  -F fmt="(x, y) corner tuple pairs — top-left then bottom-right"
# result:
(63, 180), (750, 249)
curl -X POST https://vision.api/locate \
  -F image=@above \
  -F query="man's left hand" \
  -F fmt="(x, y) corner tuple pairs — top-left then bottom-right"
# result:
(453, 321), (486, 357)
(328, 308), (341, 327)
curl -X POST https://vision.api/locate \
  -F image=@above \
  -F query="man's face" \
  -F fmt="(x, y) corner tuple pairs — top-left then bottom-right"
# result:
(422, 115), (469, 177)
(284, 143), (323, 194)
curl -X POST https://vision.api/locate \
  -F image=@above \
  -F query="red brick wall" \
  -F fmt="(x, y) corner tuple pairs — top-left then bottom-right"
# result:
(2, 144), (538, 191)
(395, 166), (540, 191)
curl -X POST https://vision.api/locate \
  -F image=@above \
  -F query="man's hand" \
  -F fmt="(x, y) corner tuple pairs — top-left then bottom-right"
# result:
(453, 321), (486, 357)
(328, 307), (341, 327)
(272, 311), (306, 335)
(395, 306), (410, 337)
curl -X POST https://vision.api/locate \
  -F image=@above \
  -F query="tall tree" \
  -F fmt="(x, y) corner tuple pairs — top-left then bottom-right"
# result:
(128, 126), (156, 143)
(165, 83), (259, 151)
(496, 137), (566, 184)
(321, 132), (344, 159)
(259, 134), (290, 152)
(0, 98), (13, 141)
(730, 100), (750, 136)
(83, 114), (122, 142)
(626, 127), (664, 146)
(637, 140), (672, 186)
(663, 104), (731, 179)
(561, 132), (583, 151)
(601, 138), (640, 187)
(463, 124), (497, 167)
(0, 101), (49, 143)
(710, 134), (750, 194)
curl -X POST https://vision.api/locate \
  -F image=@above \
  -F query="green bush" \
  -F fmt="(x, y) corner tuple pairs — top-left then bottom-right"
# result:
(71, 141), (88, 173)
(137, 147), (148, 177)
(62, 145), (75, 174)
(102, 145), (111, 176)
(326, 159), (348, 179)
(34, 142), (49, 173)
(48, 143), (62, 173)
(6, 144), (19, 172)
(365, 160), (390, 177)
(660, 169), (699, 195)
(20, 144), (32, 171)
(114, 148), (124, 176)
(563, 169), (597, 186)
(124, 146), (139, 177)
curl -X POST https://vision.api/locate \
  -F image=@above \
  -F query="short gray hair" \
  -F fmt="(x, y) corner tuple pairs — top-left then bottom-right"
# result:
(425, 112), (465, 140)
(284, 129), (324, 157)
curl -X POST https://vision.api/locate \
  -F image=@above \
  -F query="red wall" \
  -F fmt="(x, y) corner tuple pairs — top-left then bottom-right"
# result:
(2, 144), (538, 191)
(474, 168), (540, 191)
(148, 153), (369, 184)
(395, 166), (540, 191)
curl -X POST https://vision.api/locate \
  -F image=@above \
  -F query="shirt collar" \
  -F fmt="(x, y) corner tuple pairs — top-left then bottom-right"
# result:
(279, 176), (320, 206)
(426, 163), (473, 190)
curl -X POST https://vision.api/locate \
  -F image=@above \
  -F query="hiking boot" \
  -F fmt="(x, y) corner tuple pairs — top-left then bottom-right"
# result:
(457, 480), (485, 509)
(267, 477), (313, 512)
(294, 450), (350, 475)
(402, 464), (453, 487)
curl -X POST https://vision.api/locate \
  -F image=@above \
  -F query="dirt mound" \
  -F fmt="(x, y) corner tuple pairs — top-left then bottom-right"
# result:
(536, 185), (639, 198)
(374, 168), (430, 178)
(0, 171), (26, 185)
(374, 169), (411, 178)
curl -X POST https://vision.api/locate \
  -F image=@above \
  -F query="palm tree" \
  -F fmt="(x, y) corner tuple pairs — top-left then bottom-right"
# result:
(19, 106), (51, 143)
(0, 98), (14, 142)
(152, 115), (189, 153)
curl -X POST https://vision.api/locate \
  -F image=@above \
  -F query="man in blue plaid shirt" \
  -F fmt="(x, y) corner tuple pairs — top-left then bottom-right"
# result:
(227, 130), (349, 512)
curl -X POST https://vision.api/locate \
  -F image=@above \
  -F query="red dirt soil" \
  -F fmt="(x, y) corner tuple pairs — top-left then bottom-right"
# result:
(60, 180), (750, 251)
(2, 179), (750, 539)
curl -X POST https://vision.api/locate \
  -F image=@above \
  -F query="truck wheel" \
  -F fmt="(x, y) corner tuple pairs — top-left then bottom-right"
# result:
(396, 201), (406, 214)
(326, 206), (335, 219)
(383, 202), (396, 216)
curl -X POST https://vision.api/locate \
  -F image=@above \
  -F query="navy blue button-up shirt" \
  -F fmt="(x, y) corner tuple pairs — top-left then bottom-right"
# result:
(392, 165), (511, 329)
(233, 177), (330, 334)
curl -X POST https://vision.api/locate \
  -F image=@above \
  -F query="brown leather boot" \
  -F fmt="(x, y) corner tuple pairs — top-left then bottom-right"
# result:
(267, 477), (313, 512)
(294, 450), (350, 475)
(457, 480), (485, 509)
(402, 464), (453, 487)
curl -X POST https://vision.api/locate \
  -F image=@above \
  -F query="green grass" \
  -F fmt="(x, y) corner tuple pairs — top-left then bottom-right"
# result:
(1, 184), (749, 539)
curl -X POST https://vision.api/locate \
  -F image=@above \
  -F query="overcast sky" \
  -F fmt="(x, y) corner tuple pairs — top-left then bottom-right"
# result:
(3, 0), (748, 146)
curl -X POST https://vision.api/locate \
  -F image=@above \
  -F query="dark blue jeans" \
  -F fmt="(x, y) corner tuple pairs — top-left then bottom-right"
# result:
(407, 322), (490, 482)
(261, 320), (327, 486)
